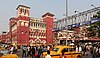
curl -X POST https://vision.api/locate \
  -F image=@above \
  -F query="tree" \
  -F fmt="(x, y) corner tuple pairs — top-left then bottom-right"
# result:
(88, 10), (100, 38)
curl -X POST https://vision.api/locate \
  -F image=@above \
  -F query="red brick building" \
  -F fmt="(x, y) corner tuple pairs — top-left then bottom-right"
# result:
(0, 5), (54, 45)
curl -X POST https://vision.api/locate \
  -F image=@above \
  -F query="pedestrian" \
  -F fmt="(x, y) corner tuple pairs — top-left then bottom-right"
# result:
(79, 46), (82, 52)
(85, 45), (90, 55)
(38, 46), (42, 58)
(35, 49), (39, 58)
(27, 46), (31, 56)
(22, 45), (27, 57)
(82, 44), (86, 56)
(59, 51), (66, 58)
(92, 46), (97, 58)
(45, 50), (51, 58)
(9, 45), (14, 54)
(96, 46), (100, 58)
(31, 46), (35, 58)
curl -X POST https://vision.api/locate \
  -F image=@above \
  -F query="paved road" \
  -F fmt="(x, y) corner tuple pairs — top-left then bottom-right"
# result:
(82, 55), (92, 58)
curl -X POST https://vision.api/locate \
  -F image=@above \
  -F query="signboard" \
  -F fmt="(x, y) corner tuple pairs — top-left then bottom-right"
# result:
(80, 21), (91, 26)
(72, 23), (80, 27)
(91, 18), (100, 23)
(67, 25), (72, 29)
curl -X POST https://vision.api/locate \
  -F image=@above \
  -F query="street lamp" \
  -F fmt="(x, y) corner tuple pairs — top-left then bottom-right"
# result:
(91, 4), (99, 10)
(74, 11), (80, 13)
(91, 4), (96, 8)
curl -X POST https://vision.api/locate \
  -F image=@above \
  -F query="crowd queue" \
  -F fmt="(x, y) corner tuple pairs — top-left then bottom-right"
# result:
(2, 42), (100, 58)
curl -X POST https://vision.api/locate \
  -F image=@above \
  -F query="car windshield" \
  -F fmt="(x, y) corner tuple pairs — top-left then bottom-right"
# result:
(69, 48), (75, 52)
(52, 48), (59, 52)
(0, 48), (9, 55)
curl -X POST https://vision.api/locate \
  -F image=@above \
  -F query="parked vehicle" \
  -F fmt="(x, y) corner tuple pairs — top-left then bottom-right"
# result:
(43, 46), (82, 58)
(0, 46), (18, 58)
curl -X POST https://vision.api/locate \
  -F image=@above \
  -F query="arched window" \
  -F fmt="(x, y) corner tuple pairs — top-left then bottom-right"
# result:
(24, 9), (26, 15)
(20, 8), (22, 14)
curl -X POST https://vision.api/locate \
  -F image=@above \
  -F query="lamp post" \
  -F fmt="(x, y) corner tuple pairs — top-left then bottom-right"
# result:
(91, 4), (96, 8)
(91, 4), (99, 10)
(66, 0), (68, 17)
(63, 0), (68, 17)
(75, 11), (80, 13)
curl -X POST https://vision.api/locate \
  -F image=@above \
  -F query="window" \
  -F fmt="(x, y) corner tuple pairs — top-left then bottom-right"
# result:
(22, 31), (24, 34)
(52, 48), (59, 52)
(69, 48), (75, 52)
(26, 31), (28, 34)
(20, 8), (22, 14)
(36, 23), (37, 28)
(24, 9), (26, 15)
(21, 22), (24, 26)
(62, 48), (68, 52)
(34, 23), (36, 27)
(25, 23), (28, 27)
(30, 22), (33, 26)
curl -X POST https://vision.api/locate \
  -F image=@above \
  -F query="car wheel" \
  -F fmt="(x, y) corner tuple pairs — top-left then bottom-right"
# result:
(0, 52), (3, 57)
(77, 56), (81, 58)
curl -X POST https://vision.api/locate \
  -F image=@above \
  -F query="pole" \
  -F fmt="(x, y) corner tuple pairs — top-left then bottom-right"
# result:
(66, 0), (68, 45)
(66, 31), (68, 45)
(66, 0), (68, 17)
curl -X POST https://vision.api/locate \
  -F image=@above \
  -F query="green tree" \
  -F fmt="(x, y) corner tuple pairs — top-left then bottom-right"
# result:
(88, 10), (100, 38)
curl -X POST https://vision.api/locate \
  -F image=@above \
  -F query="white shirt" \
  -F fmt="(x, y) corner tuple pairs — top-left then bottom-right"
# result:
(27, 47), (30, 51)
(79, 46), (82, 52)
(10, 47), (14, 51)
(45, 54), (51, 58)
(47, 46), (50, 50)
(76, 46), (78, 52)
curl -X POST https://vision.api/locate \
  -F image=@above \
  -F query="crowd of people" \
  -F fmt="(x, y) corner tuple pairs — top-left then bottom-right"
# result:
(21, 45), (53, 58)
(75, 43), (100, 58)
(1, 42), (100, 58)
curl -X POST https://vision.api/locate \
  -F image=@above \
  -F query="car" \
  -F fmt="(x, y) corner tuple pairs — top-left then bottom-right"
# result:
(42, 46), (82, 58)
(0, 49), (9, 55)
(0, 46), (18, 58)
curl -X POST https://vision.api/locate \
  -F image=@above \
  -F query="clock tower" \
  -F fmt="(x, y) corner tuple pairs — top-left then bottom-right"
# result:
(16, 5), (30, 45)
(16, 5), (30, 17)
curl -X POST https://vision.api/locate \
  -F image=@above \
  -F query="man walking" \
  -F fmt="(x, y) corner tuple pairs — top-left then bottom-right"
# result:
(45, 50), (51, 58)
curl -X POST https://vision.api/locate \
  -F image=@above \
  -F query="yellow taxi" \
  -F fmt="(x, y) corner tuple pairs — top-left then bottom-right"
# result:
(1, 54), (18, 58)
(43, 46), (82, 58)
(0, 47), (4, 50)
(0, 47), (18, 58)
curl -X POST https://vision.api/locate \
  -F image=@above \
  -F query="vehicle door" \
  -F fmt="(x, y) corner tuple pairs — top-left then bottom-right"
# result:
(69, 48), (77, 58)
(61, 48), (71, 58)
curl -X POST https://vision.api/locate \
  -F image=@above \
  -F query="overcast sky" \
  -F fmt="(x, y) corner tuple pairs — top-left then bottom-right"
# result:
(0, 0), (100, 34)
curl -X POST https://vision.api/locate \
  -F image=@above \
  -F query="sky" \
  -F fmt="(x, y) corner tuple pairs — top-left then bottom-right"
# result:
(0, 0), (100, 34)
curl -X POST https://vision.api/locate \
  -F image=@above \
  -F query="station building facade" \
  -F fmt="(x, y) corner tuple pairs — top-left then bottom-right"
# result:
(0, 5), (54, 45)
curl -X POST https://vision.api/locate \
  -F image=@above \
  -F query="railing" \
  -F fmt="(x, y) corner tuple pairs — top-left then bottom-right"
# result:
(54, 6), (100, 31)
